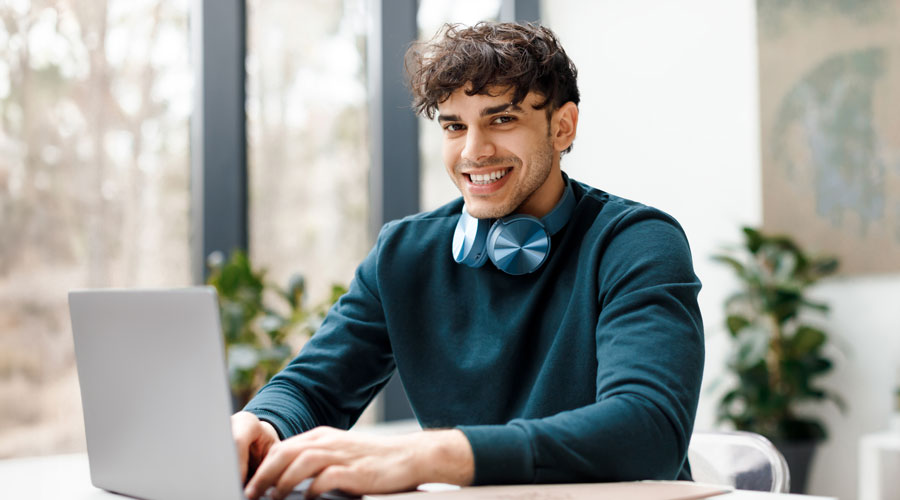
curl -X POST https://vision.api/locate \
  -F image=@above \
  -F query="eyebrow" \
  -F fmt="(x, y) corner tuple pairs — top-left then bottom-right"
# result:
(437, 102), (524, 123)
(483, 102), (522, 116)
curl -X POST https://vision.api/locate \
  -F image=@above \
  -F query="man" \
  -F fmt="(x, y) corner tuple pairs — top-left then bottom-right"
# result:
(234, 22), (704, 500)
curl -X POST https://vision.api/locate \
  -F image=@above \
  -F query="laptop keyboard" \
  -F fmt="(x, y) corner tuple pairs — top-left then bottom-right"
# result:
(257, 478), (360, 500)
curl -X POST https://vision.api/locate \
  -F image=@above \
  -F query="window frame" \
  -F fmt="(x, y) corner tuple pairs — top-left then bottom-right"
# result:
(190, 0), (539, 422)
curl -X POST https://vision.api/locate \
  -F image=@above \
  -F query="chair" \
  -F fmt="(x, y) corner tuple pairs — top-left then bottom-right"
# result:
(688, 430), (791, 493)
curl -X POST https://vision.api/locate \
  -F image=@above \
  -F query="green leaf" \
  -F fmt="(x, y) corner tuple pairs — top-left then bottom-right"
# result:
(800, 298), (829, 313)
(769, 235), (802, 256)
(790, 326), (826, 356)
(720, 389), (739, 405)
(770, 297), (802, 324)
(734, 324), (770, 369)
(724, 291), (753, 311)
(773, 250), (798, 282)
(808, 357), (833, 374)
(810, 257), (839, 278)
(726, 315), (750, 337)
(743, 227), (764, 253)
(825, 389), (848, 413)
(260, 315), (284, 335)
(286, 274), (305, 308)
(328, 284), (348, 303)
(712, 254), (747, 277)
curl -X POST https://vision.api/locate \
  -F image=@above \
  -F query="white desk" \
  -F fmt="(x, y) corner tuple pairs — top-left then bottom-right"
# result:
(0, 454), (835, 500)
(0, 453), (111, 499)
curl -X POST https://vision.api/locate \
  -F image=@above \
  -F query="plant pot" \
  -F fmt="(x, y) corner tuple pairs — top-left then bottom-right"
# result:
(772, 439), (818, 494)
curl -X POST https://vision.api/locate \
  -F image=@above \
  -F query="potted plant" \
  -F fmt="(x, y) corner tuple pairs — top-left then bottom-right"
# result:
(206, 250), (347, 409)
(713, 227), (843, 493)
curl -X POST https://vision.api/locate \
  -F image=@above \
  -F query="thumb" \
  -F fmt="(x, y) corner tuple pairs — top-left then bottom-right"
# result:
(231, 412), (262, 483)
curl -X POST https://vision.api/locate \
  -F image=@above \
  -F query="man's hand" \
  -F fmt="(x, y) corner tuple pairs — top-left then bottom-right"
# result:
(243, 426), (474, 500)
(232, 411), (281, 484)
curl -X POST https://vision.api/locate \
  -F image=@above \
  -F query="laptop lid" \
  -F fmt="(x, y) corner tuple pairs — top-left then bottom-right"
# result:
(69, 287), (245, 500)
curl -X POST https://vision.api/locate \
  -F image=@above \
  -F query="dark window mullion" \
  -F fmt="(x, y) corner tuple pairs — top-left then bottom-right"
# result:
(500, 0), (540, 23)
(368, 0), (420, 422)
(190, 0), (248, 284)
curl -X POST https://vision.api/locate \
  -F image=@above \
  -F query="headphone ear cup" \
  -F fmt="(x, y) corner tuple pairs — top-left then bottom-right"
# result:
(486, 215), (551, 275)
(452, 207), (492, 268)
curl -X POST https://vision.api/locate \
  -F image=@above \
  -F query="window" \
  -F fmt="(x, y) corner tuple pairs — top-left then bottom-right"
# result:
(0, 0), (191, 457)
(246, 0), (370, 306)
(417, 0), (502, 211)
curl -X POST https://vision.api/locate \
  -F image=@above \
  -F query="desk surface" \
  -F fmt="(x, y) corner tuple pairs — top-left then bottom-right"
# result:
(0, 453), (836, 500)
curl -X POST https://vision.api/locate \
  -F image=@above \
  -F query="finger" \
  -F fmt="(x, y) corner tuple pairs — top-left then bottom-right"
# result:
(247, 441), (265, 485)
(231, 414), (257, 483)
(237, 439), (249, 484)
(306, 465), (357, 499)
(245, 427), (331, 498)
(249, 421), (281, 482)
(271, 449), (342, 500)
(244, 442), (299, 499)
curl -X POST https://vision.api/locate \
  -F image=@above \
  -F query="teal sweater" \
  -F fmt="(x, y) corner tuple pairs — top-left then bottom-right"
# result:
(244, 177), (704, 484)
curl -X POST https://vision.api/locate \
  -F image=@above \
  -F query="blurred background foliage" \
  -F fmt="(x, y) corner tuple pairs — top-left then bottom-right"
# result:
(0, 0), (369, 457)
(714, 226), (844, 442)
(206, 250), (346, 409)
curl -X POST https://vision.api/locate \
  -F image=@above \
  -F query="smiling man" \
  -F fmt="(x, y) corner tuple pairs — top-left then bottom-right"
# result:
(234, 22), (704, 500)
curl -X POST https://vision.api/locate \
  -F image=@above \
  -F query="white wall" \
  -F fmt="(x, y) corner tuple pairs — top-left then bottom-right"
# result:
(544, 1), (900, 499)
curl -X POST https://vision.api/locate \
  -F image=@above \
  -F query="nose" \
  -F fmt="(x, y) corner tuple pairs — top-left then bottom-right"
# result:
(461, 127), (495, 163)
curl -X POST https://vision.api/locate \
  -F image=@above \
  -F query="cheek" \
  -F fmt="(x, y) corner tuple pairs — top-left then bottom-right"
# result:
(442, 139), (460, 172)
(505, 139), (532, 164)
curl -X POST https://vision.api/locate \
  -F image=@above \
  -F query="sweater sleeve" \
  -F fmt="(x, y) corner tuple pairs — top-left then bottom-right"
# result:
(243, 226), (395, 438)
(458, 208), (704, 484)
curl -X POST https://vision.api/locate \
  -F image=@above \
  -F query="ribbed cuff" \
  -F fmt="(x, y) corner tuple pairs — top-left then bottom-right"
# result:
(243, 408), (290, 440)
(457, 424), (535, 485)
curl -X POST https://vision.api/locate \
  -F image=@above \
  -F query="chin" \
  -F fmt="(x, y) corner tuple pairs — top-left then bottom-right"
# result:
(464, 201), (512, 219)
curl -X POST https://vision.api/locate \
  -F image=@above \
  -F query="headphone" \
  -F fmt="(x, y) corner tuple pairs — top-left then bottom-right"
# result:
(451, 178), (576, 275)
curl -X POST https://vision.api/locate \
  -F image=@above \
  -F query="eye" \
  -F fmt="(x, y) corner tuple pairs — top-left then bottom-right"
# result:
(492, 115), (516, 125)
(443, 123), (465, 132)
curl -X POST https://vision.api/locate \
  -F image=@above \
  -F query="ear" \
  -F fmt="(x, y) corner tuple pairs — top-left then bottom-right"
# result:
(550, 102), (578, 153)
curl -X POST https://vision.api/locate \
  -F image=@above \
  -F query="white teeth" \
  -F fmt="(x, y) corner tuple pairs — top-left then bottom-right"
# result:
(469, 169), (509, 185)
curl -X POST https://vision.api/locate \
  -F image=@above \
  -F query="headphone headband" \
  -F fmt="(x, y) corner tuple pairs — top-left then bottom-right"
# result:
(539, 178), (576, 236)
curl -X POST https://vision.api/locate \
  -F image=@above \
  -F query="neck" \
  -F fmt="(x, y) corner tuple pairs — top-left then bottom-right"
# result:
(515, 165), (565, 219)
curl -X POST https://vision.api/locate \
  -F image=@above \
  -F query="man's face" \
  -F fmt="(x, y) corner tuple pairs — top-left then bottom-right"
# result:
(438, 87), (559, 219)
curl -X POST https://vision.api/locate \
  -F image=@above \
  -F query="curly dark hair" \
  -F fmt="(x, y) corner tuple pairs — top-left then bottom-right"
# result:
(406, 22), (580, 121)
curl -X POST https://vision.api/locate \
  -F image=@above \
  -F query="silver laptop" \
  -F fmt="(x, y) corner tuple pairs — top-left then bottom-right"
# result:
(69, 287), (250, 500)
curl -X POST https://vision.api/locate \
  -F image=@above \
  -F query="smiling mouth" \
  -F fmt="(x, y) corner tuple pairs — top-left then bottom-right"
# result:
(466, 168), (510, 185)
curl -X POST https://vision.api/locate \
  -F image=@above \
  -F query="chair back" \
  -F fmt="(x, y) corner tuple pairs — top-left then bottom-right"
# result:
(688, 430), (791, 493)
